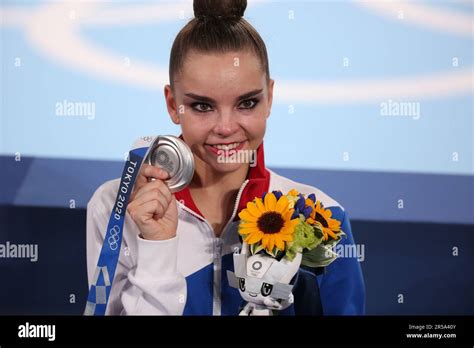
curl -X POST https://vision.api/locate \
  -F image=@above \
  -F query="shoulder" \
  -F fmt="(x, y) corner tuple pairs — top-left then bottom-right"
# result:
(267, 169), (344, 211)
(88, 178), (121, 213)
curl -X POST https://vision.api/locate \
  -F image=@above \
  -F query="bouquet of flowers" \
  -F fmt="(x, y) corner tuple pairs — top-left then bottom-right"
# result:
(227, 189), (346, 315)
(238, 189), (346, 265)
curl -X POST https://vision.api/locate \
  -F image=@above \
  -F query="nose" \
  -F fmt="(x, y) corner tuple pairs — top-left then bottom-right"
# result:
(213, 110), (239, 138)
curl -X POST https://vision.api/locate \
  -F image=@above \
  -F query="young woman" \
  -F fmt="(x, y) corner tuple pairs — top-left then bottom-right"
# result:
(86, 0), (365, 315)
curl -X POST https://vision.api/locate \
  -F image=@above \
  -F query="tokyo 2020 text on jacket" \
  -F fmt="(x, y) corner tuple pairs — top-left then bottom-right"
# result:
(86, 138), (366, 315)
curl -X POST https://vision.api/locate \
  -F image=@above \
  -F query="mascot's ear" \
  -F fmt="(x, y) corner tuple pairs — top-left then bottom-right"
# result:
(233, 242), (250, 278)
(241, 242), (249, 255)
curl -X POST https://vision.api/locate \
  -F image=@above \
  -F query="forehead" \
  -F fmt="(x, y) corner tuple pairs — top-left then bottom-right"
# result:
(176, 50), (265, 95)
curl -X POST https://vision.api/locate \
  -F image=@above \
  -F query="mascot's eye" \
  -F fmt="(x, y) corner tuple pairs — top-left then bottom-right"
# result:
(261, 282), (273, 297)
(238, 278), (246, 292)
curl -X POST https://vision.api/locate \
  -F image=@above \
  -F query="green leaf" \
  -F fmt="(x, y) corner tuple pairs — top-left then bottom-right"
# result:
(250, 243), (263, 255)
(265, 248), (277, 258)
(301, 230), (346, 268)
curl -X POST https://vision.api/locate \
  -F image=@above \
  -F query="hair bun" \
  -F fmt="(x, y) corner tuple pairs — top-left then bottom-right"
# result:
(193, 0), (247, 20)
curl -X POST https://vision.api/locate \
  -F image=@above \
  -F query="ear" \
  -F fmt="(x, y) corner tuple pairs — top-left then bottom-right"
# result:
(266, 78), (274, 119)
(241, 242), (249, 255)
(164, 84), (180, 125)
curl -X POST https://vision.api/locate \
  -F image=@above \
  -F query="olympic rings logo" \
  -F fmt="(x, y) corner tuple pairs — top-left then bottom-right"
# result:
(108, 225), (121, 250)
(252, 261), (263, 271)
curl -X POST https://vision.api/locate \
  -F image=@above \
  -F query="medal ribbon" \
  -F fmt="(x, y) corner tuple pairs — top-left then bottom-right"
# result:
(84, 136), (156, 315)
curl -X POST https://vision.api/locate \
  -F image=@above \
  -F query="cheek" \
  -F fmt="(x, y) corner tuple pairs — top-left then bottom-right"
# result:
(179, 109), (268, 140)
(180, 116), (211, 137)
(240, 115), (267, 137)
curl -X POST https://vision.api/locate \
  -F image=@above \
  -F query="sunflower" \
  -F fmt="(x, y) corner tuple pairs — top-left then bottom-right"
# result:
(306, 199), (341, 241)
(288, 189), (299, 195)
(238, 192), (300, 254)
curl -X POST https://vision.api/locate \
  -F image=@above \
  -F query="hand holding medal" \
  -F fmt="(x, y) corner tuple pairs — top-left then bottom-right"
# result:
(85, 135), (194, 315)
(127, 136), (195, 241)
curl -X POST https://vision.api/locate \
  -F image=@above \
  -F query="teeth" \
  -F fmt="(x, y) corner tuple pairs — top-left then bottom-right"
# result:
(211, 142), (240, 150)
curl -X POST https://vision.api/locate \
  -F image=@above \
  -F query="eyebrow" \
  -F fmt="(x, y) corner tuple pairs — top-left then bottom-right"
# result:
(184, 89), (263, 104)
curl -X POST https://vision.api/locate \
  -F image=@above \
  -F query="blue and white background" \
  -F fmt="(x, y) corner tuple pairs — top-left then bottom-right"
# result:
(0, 0), (473, 315)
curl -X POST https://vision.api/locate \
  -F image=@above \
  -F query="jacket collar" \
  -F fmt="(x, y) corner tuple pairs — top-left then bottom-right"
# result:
(174, 134), (270, 222)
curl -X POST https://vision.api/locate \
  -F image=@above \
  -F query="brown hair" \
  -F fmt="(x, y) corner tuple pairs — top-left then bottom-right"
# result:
(169, 0), (270, 88)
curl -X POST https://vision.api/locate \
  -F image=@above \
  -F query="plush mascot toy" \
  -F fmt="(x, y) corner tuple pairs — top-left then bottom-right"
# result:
(227, 242), (302, 315)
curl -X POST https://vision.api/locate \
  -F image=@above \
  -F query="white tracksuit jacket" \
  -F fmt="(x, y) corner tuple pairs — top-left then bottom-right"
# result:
(86, 140), (365, 315)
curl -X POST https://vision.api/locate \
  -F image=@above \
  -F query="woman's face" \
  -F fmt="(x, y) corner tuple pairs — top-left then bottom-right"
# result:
(165, 50), (274, 175)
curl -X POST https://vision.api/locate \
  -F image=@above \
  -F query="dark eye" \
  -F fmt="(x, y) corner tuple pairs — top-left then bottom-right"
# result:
(261, 282), (273, 297)
(191, 103), (213, 113)
(238, 278), (246, 292)
(238, 98), (259, 110)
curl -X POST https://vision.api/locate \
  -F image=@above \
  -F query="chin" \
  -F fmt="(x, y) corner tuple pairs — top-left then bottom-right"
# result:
(209, 160), (247, 174)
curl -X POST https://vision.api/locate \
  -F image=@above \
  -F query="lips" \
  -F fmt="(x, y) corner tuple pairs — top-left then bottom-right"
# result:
(205, 141), (246, 155)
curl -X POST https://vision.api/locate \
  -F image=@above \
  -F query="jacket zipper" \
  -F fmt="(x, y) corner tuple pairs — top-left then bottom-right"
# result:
(220, 178), (250, 239)
(212, 178), (249, 315)
(176, 179), (250, 315)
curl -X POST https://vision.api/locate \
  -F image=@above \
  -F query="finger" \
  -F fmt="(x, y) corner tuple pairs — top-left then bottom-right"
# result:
(135, 170), (149, 187)
(131, 164), (159, 200)
(131, 174), (148, 201)
(130, 188), (169, 212)
(141, 164), (169, 181)
(131, 200), (165, 224)
(133, 180), (172, 204)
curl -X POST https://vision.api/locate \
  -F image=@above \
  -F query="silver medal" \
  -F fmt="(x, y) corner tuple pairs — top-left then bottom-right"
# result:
(145, 135), (194, 192)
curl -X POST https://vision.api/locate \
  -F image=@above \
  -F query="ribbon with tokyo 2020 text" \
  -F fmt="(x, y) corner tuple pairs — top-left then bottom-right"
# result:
(84, 136), (156, 315)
